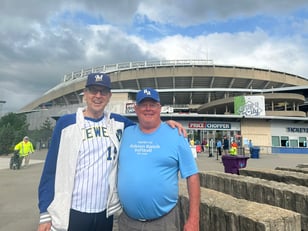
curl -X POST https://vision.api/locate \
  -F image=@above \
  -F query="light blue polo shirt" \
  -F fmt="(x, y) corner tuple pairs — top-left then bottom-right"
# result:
(118, 122), (198, 220)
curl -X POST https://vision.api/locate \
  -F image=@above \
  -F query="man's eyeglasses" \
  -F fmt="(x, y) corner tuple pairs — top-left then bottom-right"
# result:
(137, 102), (161, 109)
(87, 86), (110, 96)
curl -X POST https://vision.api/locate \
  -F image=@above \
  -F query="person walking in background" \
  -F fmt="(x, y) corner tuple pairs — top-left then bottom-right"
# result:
(230, 140), (238, 155)
(37, 74), (186, 231)
(201, 139), (207, 152)
(223, 135), (229, 155)
(14, 136), (34, 168)
(249, 139), (254, 155)
(117, 88), (200, 231)
(216, 139), (222, 156)
(208, 138), (214, 157)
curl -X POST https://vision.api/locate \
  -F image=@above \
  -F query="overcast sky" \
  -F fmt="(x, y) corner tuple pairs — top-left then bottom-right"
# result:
(1, 0), (308, 115)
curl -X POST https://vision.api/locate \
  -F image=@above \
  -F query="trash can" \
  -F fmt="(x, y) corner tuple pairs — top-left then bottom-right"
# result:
(251, 147), (260, 159)
(222, 155), (249, 174)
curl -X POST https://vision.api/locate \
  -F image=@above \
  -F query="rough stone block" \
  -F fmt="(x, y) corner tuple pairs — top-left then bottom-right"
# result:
(200, 171), (308, 230)
(240, 168), (308, 187)
(179, 182), (301, 231)
(275, 167), (308, 174)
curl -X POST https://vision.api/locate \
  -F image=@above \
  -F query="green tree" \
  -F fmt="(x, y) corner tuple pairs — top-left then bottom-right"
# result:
(0, 123), (15, 154)
(40, 117), (53, 141)
(0, 113), (28, 155)
(28, 117), (54, 150)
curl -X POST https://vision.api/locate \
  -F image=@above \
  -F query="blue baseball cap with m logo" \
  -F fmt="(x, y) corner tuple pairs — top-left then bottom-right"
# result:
(86, 73), (111, 89)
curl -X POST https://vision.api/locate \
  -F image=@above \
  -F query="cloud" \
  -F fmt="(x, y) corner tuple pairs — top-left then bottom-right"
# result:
(138, 0), (308, 26)
(0, 0), (308, 114)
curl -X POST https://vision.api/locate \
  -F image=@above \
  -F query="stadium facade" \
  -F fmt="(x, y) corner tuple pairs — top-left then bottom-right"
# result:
(21, 60), (308, 154)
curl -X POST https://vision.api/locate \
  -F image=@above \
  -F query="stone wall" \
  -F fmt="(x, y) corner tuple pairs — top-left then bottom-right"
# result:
(196, 171), (308, 230)
(275, 167), (308, 174)
(179, 182), (301, 230)
(239, 168), (308, 187)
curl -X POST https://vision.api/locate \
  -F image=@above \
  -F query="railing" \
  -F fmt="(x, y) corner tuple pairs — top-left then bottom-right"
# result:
(63, 59), (214, 82)
(62, 59), (305, 87)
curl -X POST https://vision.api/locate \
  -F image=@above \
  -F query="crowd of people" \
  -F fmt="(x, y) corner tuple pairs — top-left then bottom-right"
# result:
(189, 135), (244, 157)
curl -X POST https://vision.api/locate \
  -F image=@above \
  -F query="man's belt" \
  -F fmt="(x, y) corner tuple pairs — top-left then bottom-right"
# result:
(136, 204), (176, 222)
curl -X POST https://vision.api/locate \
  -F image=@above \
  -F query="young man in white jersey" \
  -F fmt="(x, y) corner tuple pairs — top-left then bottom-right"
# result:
(118, 88), (200, 231)
(37, 74), (185, 231)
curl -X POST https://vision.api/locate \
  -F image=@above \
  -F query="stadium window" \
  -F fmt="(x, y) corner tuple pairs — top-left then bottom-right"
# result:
(290, 139), (298, 148)
(281, 136), (289, 147)
(271, 136), (280, 147)
(299, 137), (307, 147)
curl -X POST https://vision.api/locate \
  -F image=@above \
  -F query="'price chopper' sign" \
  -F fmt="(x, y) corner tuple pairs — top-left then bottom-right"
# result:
(189, 122), (231, 130)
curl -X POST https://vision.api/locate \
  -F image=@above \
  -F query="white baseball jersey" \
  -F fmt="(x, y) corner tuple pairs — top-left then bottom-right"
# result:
(71, 117), (113, 212)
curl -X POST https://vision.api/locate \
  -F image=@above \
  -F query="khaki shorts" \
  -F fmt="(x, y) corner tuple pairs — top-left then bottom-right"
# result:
(118, 204), (180, 231)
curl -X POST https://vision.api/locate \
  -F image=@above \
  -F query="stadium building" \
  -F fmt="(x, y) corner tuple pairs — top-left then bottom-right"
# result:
(21, 60), (308, 154)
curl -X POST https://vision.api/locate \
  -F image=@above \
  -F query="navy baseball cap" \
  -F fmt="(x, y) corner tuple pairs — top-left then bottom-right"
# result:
(136, 88), (160, 104)
(86, 73), (111, 89)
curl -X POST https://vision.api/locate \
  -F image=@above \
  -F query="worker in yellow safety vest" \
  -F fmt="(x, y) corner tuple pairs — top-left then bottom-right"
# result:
(14, 136), (34, 168)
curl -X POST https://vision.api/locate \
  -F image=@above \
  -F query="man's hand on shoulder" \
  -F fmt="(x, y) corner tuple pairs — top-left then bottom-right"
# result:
(165, 120), (187, 137)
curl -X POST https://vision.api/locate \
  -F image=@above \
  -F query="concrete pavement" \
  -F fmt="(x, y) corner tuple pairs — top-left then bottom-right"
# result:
(0, 151), (45, 231)
(0, 149), (307, 230)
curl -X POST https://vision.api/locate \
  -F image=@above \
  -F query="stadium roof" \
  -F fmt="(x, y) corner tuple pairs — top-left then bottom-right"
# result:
(20, 60), (308, 117)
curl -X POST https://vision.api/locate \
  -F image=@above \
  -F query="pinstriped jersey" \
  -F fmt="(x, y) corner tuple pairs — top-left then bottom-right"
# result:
(38, 108), (135, 229)
(71, 116), (113, 212)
